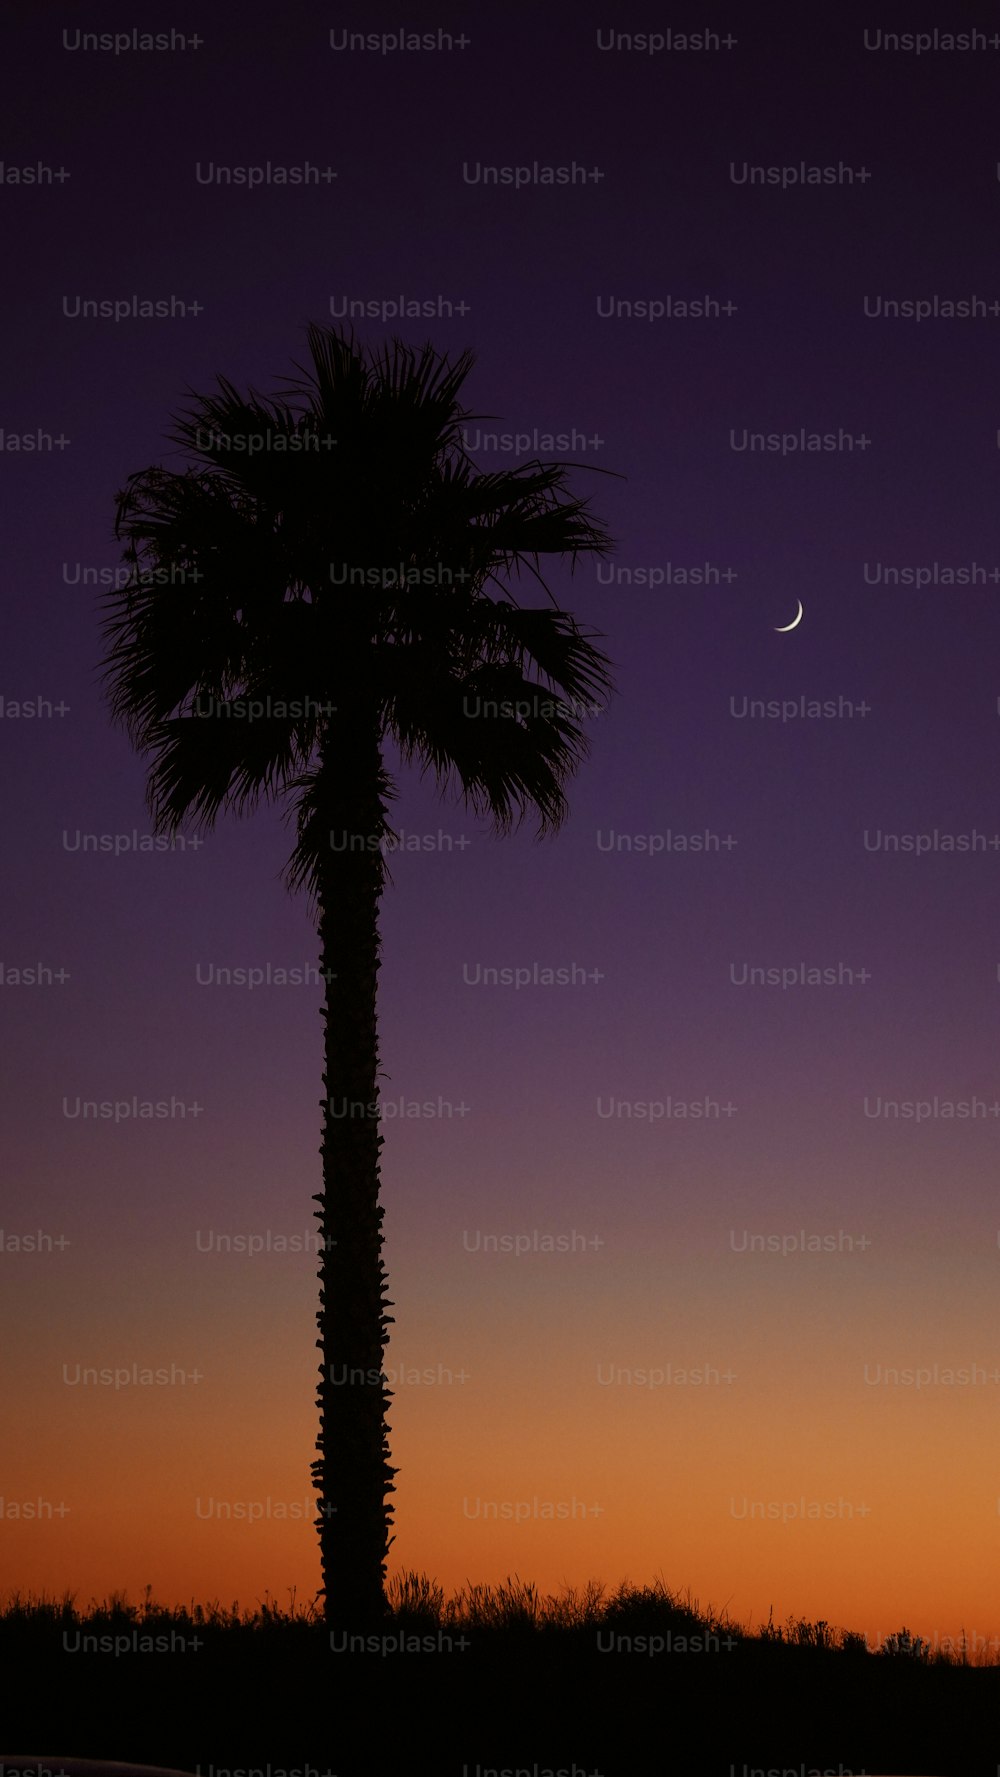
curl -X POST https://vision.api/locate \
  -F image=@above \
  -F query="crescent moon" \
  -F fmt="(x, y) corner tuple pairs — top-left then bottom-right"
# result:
(774, 600), (803, 633)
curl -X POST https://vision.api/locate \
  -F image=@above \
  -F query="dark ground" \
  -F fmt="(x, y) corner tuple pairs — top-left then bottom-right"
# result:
(2, 1629), (995, 1777)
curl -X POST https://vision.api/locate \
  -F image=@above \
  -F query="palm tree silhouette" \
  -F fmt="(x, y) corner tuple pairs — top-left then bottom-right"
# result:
(101, 323), (616, 1630)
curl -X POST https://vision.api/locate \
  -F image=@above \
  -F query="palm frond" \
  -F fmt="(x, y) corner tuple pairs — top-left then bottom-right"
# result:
(101, 322), (618, 851)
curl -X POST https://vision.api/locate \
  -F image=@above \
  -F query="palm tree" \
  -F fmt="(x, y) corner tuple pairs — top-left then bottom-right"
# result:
(101, 323), (616, 1630)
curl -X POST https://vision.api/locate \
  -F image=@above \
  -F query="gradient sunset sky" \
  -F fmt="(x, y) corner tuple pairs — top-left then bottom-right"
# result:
(4, 6), (1000, 1654)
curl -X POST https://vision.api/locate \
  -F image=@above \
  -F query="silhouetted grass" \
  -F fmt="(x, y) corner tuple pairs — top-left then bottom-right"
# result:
(2, 1570), (998, 1664)
(4, 1574), (999, 1774)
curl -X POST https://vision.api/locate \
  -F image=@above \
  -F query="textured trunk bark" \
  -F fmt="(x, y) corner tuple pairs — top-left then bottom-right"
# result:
(312, 710), (396, 1631)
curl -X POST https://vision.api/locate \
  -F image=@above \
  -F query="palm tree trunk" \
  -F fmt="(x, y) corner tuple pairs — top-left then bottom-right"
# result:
(312, 713), (396, 1631)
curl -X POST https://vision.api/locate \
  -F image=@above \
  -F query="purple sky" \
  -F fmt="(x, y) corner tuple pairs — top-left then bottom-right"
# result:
(4, 7), (1000, 1640)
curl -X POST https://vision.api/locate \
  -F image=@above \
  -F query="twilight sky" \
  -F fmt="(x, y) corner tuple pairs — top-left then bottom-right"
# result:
(3, 6), (1000, 1652)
